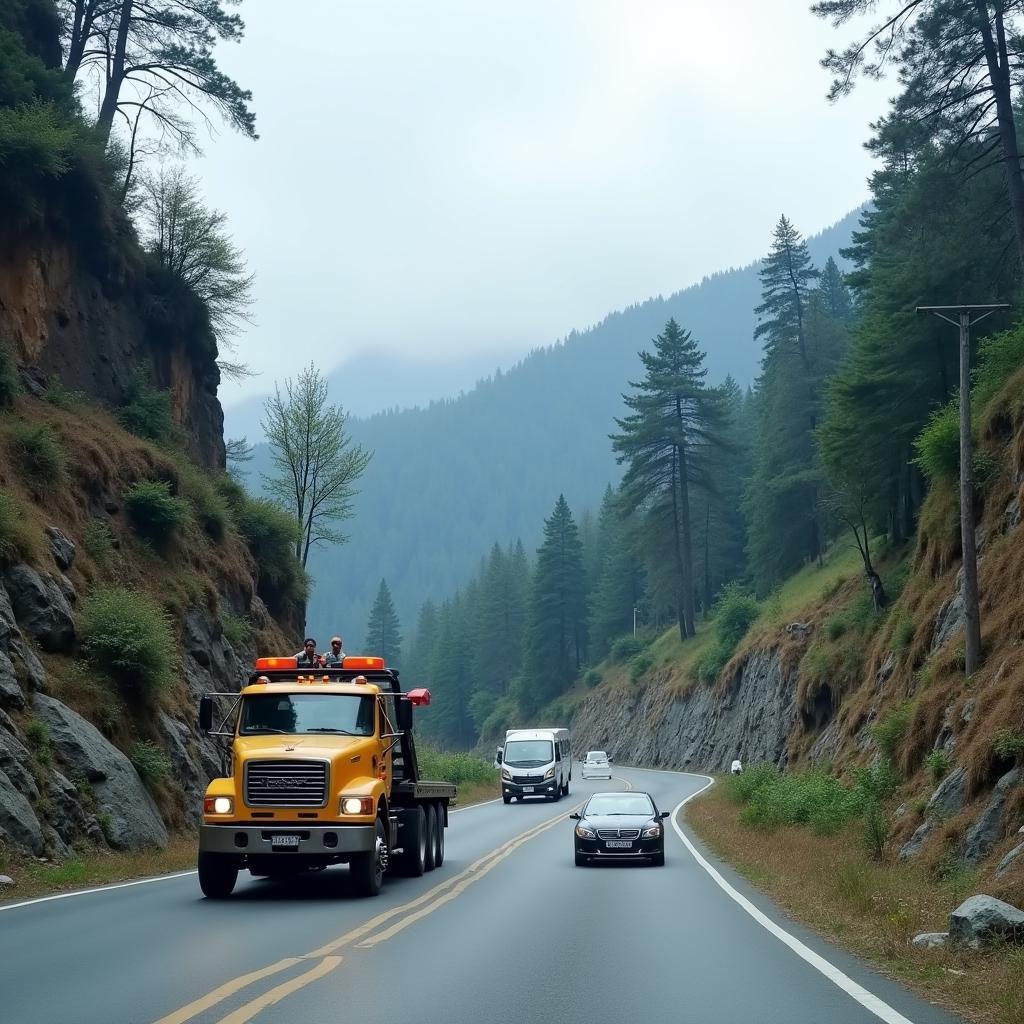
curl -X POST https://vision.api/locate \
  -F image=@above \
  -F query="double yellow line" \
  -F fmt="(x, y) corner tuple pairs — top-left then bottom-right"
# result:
(153, 789), (620, 1024)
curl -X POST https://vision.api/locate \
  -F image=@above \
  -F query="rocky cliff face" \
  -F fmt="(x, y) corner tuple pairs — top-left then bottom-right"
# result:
(0, 237), (224, 469)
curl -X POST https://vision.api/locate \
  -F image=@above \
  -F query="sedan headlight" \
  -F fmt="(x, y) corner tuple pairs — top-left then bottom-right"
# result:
(575, 824), (596, 839)
(501, 769), (511, 782)
(543, 767), (555, 780)
(203, 796), (233, 815)
(642, 823), (662, 838)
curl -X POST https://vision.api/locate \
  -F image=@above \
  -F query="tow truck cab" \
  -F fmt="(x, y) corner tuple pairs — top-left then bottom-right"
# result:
(197, 656), (455, 899)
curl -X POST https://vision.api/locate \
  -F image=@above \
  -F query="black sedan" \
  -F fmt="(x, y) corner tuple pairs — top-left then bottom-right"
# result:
(570, 791), (669, 866)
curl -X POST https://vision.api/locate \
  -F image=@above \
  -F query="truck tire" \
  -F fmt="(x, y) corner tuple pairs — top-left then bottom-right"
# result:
(350, 816), (387, 897)
(198, 852), (238, 899)
(433, 802), (445, 867)
(423, 804), (437, 871)
(400, 806), (427, 877)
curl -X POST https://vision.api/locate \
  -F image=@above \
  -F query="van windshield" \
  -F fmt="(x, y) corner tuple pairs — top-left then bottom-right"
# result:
(503, 739), (553, 767)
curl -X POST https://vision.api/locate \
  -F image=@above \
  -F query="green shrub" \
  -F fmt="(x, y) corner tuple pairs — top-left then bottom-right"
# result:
(825, 614), (847, 641)
(125, 480), (188, 543)
(861, 801), (889, 860)
(974, 325), (1024, 410)
(609, 635), (643, 663)
(0, 347), (19, 408)
(130, 741), (170, 786)
(222, 614), (252, 649)
(185, 476), (230, 540)
(583, 668), (602, 688)
(45, 380), (88, 411)
(629, 653), (652, 682)
(24, 717), (50, 751)
(234, 496), (307, 609)
(9, 422), (64, 483)
(992, 729), (1024, 762)
(925, 749), (952, 782)
(872, 702), (913, 760)
(116, 371), (175, 443)
(79, 587), (174, 693)
(417, 748), (498, 787)
(893, 617), (915, 654)
(914, 402), (959, 483)
(698, 584), (760, 683)
(724, 762), (779, 805)
(83, 519), (114, 566)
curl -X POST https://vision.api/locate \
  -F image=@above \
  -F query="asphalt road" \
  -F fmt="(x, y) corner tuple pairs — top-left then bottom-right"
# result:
(0, 767), (966, 1024)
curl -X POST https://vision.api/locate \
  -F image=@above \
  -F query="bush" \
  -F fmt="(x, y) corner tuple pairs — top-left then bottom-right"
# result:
(698, 584), (760, 684)
(83, 519), (114, 566)
(417, 748), (497, 787)
(609, 635), (643, 664)
(45, 380), (88, 411)
(861, 801), (889, 860)
(125, 480), (188, 543)
(872, 702), (913, 760)
(180, 470), (231, 540)
(974, 325), (1024, 410)
(222, 614), (252, 649)
(825, 614), (846, 641)
(24, 717), (50, 752)
(583, 668), (602, 688)
(925, 749), (952, 782)
(116, 371), (175, 443)
(992, 730), (1024, 762)
(914, 402), (959, 483)
(0, 347), (19, 408)
(8, 422), (64, 484)
(130, 741), (170, 786)
(892, 617), (915, 654)
(629, 653), (653, 682)
(79, 587), (174, 693)
(234, 495), (307, 609)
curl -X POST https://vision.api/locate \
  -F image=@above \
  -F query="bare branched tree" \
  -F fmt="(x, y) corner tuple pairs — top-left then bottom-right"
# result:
(262, 365), (373, 568)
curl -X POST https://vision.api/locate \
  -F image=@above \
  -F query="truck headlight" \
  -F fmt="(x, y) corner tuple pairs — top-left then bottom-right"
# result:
(575, 824), (596, 839)
(501, 769), (511, 781)
(203, 796), (233, 815)
(642, 823), (662, 838)
(340, 796), (374, 815)
(543, 767), (555, 780)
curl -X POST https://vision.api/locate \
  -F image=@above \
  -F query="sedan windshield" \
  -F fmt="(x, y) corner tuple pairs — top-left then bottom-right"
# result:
(239, 693), (375, 736)
(585, 794), (654, 817)
(503, 739), (553, 767)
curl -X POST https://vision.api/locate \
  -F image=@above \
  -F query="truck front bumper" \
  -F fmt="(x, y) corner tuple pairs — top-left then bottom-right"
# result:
(199, 824), (375, 856)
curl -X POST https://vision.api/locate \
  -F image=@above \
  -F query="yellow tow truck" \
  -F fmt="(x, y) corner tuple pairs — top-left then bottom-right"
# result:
(196, 655), (455, 898)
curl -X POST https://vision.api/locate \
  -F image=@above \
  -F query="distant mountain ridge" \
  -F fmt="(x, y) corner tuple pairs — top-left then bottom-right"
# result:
(246, 207), (865, 645)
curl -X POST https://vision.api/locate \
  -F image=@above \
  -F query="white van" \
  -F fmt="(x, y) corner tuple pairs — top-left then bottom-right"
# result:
(500, 728), (571, 804)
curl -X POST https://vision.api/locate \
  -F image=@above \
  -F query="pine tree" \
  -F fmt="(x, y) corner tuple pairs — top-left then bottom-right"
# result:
(404, 599), (438, 686)
(364, 579), (403, 666)
(520, 496), (587, 714)
(611, 318), (729, 639)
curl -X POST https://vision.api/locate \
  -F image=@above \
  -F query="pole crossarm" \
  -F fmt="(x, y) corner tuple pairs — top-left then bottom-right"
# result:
(917, 303), (1010, 328)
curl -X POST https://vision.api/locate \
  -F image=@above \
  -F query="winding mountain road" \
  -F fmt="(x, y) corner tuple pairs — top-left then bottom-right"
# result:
(0, 768), (964, 1024)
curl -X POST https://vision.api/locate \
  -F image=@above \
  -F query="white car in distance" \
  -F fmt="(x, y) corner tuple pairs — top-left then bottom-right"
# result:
(581, 750), (612, 780)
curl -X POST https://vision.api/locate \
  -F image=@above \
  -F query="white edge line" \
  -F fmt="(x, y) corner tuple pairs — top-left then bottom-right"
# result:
(1, 793), (508, 912)
(0, 870), (199, 913)
(668, 772), (916, 1024)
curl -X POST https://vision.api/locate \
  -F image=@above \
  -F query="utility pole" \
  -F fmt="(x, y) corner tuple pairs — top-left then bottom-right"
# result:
(916, 303), (1009, 675)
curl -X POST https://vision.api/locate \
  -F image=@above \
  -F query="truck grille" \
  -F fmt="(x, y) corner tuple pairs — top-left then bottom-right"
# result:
(244, 760), (328, 807)
(597, 828), (641, 840)
(512, 774), (544, 784)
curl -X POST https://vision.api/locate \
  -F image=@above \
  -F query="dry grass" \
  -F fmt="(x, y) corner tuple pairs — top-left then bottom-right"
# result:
(688, 784), (1024, 1024)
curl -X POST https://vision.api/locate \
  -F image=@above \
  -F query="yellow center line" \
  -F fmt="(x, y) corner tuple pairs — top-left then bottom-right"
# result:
(214, 956), (343, 1024)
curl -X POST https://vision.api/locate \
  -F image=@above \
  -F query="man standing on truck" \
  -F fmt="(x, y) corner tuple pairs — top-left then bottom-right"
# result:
(295, 638), (322, 667)
(323, 636), (346, 666)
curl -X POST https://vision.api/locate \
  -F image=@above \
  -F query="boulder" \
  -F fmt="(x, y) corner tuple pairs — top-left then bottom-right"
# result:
(44, 527), (75, 572)
(158, 711), (211, 822)
(0, 768), (44, 855)
(911, 932), (949, 950)
(0, 583), (16, 647)
(9, 637), (47, 692)
(2, 566), (75, 653)
(932, 572), (965, 653)
(899, 820), (934, 861)
(926, 766), (968, 819)
(47, 770), (99, 845)
(949, 894), (1024, 948)
(0, 726), (38, 800)
(961, 768), (1022, 865)
(0, 874), (14, 888)
(0, 651), (25, 709)
(996, 842), (1024, 878)
(32, 694), (167, 850)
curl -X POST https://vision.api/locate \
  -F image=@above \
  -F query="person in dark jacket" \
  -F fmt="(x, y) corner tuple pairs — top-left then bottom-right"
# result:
(294, 638), (322, 668)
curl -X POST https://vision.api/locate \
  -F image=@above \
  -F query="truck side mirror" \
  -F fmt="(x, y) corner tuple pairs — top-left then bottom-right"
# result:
(199, 696), (214, 732)
(396, 697), (413, 732)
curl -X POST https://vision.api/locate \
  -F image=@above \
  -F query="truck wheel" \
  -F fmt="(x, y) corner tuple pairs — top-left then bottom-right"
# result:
(423, 804), (437, 872)
(433, 802), (445, 867)
(400, 806), (427, 877)
(198, 852), (238, 899)
(350, 816), (387, 897)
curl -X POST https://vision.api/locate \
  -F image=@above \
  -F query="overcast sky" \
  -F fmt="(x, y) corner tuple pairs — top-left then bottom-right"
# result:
(198, 1), (890, 406)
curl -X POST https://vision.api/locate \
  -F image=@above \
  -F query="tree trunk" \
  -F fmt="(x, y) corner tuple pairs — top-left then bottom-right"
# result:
(669, 453), (689, 642)
(96, 0), (133, 142)
(977, 2), (1024, 271)
(703, 503), (711, 617)
(676, 444), (696, 638)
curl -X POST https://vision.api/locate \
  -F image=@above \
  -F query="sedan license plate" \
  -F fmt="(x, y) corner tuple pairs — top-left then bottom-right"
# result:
(606, 840), (633, 849)
(271, 835), (300, 850)
(522, 786), (535, 793)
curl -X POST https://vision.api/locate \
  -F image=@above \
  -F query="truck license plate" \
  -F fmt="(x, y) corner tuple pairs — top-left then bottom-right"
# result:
(271, 835), (300, 849)
(606, 840), (633, 849)
(522, 786), (534, 793)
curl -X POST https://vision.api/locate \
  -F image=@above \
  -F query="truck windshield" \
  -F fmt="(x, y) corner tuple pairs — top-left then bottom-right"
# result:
(239, 693), (375, 736)
(503, 739), (553, 767)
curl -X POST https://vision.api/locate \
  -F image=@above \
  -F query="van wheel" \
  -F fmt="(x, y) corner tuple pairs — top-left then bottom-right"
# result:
(400, 806), (427, 877)
(198, 852), (238, 899)
(423, 804), (437, 871)
(433, 803), (445, 867)
(350, 816), (387, 896)
(502, 795), (511, 805)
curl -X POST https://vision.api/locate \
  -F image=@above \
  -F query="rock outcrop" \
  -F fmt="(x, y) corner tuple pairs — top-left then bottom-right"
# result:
(949, 895), (1024, 948)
